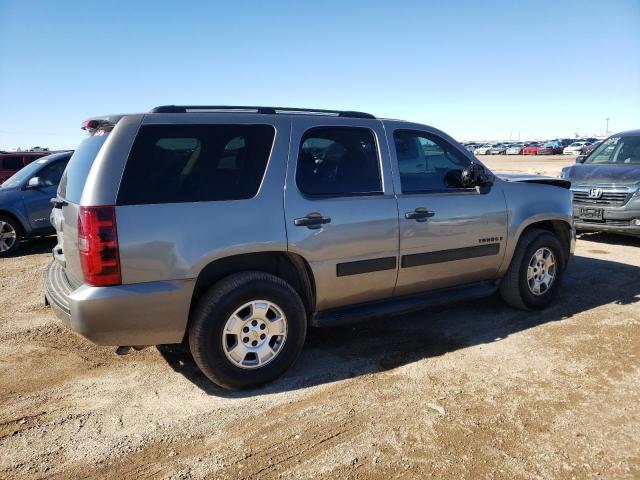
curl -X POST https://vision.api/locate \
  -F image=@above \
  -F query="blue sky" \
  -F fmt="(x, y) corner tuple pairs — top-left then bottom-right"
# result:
(1, 0), (639, 150)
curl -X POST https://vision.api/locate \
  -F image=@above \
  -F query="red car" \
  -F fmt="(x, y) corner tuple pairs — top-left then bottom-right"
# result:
(522, 143), (542, 155)
(0, 152), (50, 183)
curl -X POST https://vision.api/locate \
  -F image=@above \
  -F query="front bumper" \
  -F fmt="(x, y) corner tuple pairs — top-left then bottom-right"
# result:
(44, 260), (195, 346)
(573, 205), (640, 236)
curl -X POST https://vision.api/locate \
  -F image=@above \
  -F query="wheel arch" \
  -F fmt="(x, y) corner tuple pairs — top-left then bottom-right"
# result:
(503, 218), (573, 273)
(187, 251), (316, 335)
(0, 208), (27, 235)
(523, 220), (572, 265)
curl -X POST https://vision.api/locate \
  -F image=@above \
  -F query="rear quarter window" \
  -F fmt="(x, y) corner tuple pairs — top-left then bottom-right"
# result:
(58, 135), (109, 203)
(116, 124), (275, 205)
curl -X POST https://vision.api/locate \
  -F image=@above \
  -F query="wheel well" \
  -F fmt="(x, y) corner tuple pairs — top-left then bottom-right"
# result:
(0, 210), (25, 234)
(189, 252), (316, 321)
(520, 220), (572, 265)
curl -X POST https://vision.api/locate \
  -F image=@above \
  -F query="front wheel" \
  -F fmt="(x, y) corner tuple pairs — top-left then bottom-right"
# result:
(500, 229), (566, 310)
(189, 271), (307, 390)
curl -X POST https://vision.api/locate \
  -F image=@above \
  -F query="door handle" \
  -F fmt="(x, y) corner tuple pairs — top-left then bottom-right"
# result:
(294, 214), (331, 228)
(405, 208), (435, 221)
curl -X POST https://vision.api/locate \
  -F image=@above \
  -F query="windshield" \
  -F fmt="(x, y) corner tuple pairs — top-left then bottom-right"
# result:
(585, 135), (640, 165)
(0, 158), (47, 188)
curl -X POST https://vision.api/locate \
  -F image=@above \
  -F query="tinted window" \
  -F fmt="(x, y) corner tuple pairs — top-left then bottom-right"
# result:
(59, 135), (109, 203)
(117, 124), (275, 205)
(586, 136), (640, 164)
(38, 158), (70, 186)
(2, 156), (23, 170)
(393, 130), (470, 193)
(296, 127), (381, 196)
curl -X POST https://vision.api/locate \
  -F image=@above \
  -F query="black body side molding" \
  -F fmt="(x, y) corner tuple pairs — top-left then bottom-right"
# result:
(401, 243), (500, 268)
(336, 257), (397, 277)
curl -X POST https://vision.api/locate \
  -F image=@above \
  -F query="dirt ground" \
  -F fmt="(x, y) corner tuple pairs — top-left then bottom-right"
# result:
(1, 155), (639, 479)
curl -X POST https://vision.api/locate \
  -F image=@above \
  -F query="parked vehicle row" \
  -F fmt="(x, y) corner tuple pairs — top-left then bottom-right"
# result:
(464, 138), (601, 156)
(2, 106), (636, 392)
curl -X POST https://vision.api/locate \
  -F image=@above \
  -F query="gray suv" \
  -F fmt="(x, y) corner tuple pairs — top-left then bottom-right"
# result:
(561, 130), (640, 236)
(45, 106), (575, 389)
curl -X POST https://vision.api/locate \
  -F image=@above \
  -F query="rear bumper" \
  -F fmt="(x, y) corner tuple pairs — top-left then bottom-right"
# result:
(44, 260), (195, 346)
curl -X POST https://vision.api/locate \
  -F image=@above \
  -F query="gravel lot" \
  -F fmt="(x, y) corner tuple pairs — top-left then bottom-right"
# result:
(1, 155), (639, 479)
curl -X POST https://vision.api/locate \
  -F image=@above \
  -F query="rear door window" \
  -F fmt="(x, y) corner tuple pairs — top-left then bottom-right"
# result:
(117, 124), (275, 205)
(296, 127), (382, 196)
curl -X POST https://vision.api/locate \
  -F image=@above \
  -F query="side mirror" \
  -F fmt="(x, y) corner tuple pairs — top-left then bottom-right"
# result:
(27, 177), (42, 189)
(575, 155), (586, 164)
(461, 163), (493, 187)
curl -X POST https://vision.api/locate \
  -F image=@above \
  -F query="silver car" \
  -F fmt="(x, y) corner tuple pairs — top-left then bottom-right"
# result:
(506, 144), (525, 155)
(45, 105), (575, 390)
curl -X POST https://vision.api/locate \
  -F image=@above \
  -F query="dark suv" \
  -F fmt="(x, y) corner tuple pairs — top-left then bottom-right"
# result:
(561, 130), (640, 236)
(0, 151), (72, 255)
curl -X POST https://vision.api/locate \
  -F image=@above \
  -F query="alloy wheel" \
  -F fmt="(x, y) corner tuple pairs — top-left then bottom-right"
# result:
(526, 247), (556, 296)
(221, 300), (288, 369)
(0, 221), (17, 252)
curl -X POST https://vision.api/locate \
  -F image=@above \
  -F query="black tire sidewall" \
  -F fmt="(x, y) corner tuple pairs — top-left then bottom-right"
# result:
(190, 276), (306, 390)
(517, 232), (565, 309)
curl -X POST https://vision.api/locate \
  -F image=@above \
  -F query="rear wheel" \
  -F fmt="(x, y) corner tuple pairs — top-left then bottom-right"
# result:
(189, 271), (307, 390)
(500, 229), (565, 310)
(0, 215), (22, 256)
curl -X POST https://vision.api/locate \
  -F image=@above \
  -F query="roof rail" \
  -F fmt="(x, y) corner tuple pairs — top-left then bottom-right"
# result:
(150, 105), (375, 119)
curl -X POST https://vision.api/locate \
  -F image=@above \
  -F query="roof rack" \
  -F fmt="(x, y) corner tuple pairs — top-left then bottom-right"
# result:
(150, 105), (375, 119)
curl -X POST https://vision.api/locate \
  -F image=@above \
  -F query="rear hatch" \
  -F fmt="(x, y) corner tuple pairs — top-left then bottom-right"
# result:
(51, 121), (114, 285)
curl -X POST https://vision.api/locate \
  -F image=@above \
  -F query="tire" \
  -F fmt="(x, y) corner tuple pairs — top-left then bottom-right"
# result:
(499, 229), (565, 310)
(188, 271), (307, 390)
(0, 214), (23, 257)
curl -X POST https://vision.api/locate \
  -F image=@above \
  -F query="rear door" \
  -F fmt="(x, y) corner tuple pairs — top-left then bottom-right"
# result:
(386, 124), (508, 297)
(284, 117), (399, 311)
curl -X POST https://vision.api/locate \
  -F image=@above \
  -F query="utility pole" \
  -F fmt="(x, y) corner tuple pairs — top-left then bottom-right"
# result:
(606, 118), (610, 136)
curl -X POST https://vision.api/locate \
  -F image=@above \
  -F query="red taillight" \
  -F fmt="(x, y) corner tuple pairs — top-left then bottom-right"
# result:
(78, 206), (121, 286)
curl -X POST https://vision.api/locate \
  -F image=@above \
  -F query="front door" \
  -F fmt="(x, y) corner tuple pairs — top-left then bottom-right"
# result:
(23, 158), (69, 230)
(387, 125), (508, 297)
(285, 117), (399, 311)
